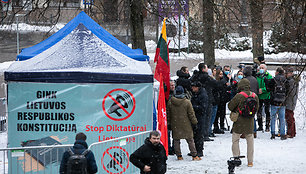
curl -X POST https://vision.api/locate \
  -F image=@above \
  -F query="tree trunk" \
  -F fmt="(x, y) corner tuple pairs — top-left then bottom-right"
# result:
(249, 0), (264, 61)
(202, 0), (215, 67)
(129, 0), (147, 55)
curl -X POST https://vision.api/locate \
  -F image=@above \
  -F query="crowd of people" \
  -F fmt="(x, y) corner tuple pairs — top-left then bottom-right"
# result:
(163, 58), (300, 166)
(59, 59), (300, 174)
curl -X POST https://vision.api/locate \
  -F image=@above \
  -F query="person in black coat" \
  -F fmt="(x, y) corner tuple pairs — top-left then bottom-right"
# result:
(60, 132), (98, 174)
(191, 81), (209, 156)
(176, 66), (192, 95)
(190, 63), (222, 139)
(130, 131), (167, 174)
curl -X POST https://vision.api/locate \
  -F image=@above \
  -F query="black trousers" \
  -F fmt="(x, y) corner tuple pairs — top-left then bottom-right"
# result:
(257, 99), (271, 129)
(214, 102), (226, 129)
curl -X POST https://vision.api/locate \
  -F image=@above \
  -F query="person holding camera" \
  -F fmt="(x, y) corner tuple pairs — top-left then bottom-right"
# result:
(228, 79), (259, 167)
(256, 64), (273, 132)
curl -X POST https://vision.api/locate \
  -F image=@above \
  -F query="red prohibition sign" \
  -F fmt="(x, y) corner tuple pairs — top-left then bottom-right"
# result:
(101, 146), (130, 174)
(102, 88), (136, 121)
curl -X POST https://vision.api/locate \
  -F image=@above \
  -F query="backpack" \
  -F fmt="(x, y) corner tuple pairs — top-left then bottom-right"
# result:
(238, 92), (257, 118)
(273, 78), (287, 103)
(66, 148), (89, 174)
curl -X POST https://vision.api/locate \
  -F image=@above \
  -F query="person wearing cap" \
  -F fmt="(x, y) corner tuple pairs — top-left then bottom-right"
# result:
(190, 81), (209, 157)
(166, 86), (201, 161)
(284, 68), (300, 138)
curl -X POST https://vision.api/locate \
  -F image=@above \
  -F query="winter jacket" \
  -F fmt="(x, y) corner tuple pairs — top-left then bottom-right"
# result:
(218, 77), (232, 103)
(167, 95), (197, 139)
(190, 70), (221, 105)
(228, 79), (259, 134)
(285, 76), (300, 110)
(191, 87), (208, 123)
(60, 140), (98, 174)
(256, 71), (273, 99)
(176, 70), (192, 92)
(244, 67), (259, 95)
(130, 138), (167, 174)
(265, 74), (288, 106)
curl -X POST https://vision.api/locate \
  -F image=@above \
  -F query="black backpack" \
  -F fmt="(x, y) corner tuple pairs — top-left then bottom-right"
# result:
(66, 148), (89, 174)
(273, 78), (287, 103)
(238, 92), (257, 118)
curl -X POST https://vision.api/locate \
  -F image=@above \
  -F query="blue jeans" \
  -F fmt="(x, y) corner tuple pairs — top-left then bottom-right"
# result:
(270, 105), (286, 136)
(209, 105), (218, 133)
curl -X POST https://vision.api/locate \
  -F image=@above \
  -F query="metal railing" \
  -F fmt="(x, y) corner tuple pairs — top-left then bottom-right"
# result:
(0, 144), (73, 174)
(0, 131), (150, 174)
(89, 131), (151, 174)
(0, 98), (7, 132)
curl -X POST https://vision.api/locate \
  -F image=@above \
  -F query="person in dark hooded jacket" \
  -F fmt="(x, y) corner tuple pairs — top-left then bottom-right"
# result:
(167, 86), (201, 161)
(228, 79), (259, 167)
(60, 132), (97, 174)
(130, 131), (167, 174)
(176, 66), (192, 97)
(190, 81), (209, 156)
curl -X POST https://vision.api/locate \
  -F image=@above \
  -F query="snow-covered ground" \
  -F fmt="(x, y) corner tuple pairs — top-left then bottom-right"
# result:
(1, 54), (305, 174)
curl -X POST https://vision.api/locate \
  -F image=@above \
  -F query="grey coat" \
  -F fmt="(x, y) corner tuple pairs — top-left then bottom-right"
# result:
(285, 76), (299, 111)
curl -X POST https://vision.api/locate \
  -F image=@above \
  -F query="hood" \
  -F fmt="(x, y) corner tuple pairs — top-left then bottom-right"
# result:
(176, 70), (190, 78)
(73, 140), (88, 149)
(171, 96), (186, 106)
(237, 78), (250, 92)
(243, 66), (252, 77)
(275, 74), (286, 83)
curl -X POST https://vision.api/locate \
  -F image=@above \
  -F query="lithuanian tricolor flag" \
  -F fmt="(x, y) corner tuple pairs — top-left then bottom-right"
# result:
(154, 18), (170, 99)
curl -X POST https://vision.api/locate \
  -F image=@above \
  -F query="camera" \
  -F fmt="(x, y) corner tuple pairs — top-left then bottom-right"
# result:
(252, 63), (258, 77)
(227, 156), (245, 174)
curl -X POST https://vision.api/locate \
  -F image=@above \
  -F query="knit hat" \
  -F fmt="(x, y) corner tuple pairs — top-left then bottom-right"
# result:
(175, 86), (184, 95)
(191, 81), (202, 87)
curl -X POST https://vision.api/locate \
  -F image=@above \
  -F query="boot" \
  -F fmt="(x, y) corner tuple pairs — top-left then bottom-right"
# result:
(197, 151), (204, 157)
(248, 162), (253, 167)
(281, 135), (287, 140)
(204, 137), (214, 141)
(270, 134), (275, 139)
(177, 155), (183, 160)
(192, 156), (202, 161)
(254, 132), (257, 138)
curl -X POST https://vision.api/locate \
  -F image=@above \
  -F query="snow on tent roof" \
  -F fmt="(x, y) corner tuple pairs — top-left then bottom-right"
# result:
(16, 11), (149, 61)
(5, 23), (153, 84)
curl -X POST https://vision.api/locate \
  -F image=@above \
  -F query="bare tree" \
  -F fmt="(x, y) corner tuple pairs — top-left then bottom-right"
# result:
(128, 0), (147, 55)
(202, 0), (215, 67)
(249, 0), (264, 60)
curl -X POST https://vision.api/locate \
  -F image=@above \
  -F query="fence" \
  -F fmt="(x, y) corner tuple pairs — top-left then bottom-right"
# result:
(89, 131), (151, 174)
(0, 98), (6, 132)
(0, 131), (150, 174)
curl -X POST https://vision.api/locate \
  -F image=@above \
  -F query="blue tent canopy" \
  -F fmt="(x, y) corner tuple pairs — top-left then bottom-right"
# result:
(17, 11), (149, 61)
(6, 22), (152, 83)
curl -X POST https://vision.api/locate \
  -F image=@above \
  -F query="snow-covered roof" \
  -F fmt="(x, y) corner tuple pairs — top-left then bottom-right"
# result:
(16, 11), (149, 61)
(7, 23), (151, 75)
